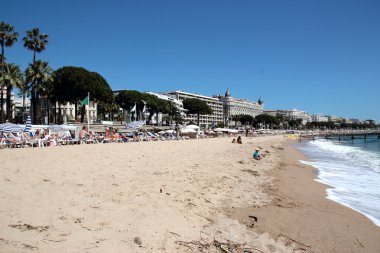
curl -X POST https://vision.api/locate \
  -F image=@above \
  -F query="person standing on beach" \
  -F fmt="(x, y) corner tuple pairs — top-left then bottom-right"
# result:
(175, 123), (181, 140)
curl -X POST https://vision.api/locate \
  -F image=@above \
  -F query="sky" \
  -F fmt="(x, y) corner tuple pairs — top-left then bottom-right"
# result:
(3, 0), (380, 122)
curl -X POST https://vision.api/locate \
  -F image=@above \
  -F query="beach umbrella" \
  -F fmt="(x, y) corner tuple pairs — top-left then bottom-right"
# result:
(0, 123), (23, 133)
(24, 115), (32, 132)
(126, 120), (145, 129)
(48, 124), (66, 131)
(181, 128), (196, 133)
(184, 124), (200, 130)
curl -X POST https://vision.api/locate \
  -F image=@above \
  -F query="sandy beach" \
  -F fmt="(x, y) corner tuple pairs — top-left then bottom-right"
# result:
(1, 136), (379, 253)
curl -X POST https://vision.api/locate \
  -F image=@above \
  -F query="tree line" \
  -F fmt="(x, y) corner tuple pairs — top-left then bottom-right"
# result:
(231, 113), (378, 130)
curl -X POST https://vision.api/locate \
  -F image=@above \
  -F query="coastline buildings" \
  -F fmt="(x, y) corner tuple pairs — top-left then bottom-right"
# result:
(145, 92), (185, 125)
(216, 88), (263, 127)
(311, 114), (329, 122)
(38, 97), (98, 124)
(274, 108), (312, 125)
(4, 87), (374, 127)
(163, 90), (224, 127)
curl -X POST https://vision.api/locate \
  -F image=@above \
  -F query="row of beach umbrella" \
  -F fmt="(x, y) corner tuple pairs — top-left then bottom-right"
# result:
(0, 115), (32, 134)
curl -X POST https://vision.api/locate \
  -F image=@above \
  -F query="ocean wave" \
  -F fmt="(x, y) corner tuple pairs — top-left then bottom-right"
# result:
(297, 139), (380, 227)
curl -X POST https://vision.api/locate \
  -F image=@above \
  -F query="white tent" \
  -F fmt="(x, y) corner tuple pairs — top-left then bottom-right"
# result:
(181, 128), (196, 133)
(183, 124), (199, 130)
(48, 125), (79, 138)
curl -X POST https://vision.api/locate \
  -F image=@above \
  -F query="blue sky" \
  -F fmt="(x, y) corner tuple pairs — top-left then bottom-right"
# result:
(3, 0), (380, 122)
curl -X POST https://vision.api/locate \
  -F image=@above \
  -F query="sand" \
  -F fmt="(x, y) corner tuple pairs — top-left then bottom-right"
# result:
(0, 136), (379, 253)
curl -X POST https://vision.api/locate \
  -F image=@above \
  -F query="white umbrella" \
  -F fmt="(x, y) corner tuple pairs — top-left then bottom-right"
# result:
(181, 128), (196, 133)
(184, 124), (199, 130)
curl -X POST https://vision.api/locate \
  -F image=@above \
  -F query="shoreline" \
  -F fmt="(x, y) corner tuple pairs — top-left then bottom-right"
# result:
(230, 140), (380, 253)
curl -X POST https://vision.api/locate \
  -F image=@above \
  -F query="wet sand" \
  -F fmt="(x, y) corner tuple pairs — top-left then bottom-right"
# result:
(231, 144), (380, 253)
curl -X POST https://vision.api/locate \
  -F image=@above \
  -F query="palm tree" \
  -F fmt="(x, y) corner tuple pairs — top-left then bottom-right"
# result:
(25, 60), (53, 124)
(23, 28), (48, 123)
(17, 78), (28, 113)
(22, 28), (48, 64)
(0, 21), (19, 122)
(3, 63), (23, 121)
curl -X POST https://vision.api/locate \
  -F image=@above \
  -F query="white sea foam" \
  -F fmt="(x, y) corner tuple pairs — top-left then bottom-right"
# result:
(297, 139), (380, 227)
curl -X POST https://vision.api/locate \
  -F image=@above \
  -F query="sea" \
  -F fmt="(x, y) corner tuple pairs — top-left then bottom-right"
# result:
(295, 135), (380, 227)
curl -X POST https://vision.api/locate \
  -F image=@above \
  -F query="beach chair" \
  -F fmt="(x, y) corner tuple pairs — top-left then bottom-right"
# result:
(0, 138), (11, 149)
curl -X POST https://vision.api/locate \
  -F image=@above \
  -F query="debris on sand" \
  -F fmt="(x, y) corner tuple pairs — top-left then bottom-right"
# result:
(9, 223), (50, 232)
(241, 169), (260, 177)
(175, 239), (264, 252)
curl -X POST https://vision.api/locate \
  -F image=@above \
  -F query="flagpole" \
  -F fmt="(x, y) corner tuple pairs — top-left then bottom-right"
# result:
(87, 92), (90, 132)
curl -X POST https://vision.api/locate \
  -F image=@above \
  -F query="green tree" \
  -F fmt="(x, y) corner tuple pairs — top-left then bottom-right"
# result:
(115, 90), (145, 121)
(23, 28), (48, 64)
(115, 90), (144, 110)
(238, 114), (255, 126)
(183, 98), (213, 126)
(231, 115), (241, 127)
(167, 101), (182, 124)
(3, 63), (23, 121)
(51, 66), (114, 123)
(23, 28), (49, 124)
(0, 21), (19, 122)
(143, 93), (169, 124)
(254, 114), (280, 128)
(25, 60), (53, 124)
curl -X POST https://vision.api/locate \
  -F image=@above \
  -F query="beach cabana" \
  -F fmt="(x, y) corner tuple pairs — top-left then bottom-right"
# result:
(48, 125), (79, 138)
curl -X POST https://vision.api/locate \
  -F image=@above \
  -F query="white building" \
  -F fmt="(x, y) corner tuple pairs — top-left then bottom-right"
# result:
(218, 88), (263, 126)
(13, 96), (31, 119)
(164, 90), (224, 127)
(146, 92), (185, 115)
(328, 115), (344, 123)
(279, 108), (312, 125)
(38, 97), (98, 124)
(311, 114), (329, 122)
(145, 92), (185, 125)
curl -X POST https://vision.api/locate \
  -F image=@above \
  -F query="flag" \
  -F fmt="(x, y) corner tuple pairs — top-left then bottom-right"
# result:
(130, 103), (136, 113)
(142, 104), (146, 113)
(80, 96), (89, 107)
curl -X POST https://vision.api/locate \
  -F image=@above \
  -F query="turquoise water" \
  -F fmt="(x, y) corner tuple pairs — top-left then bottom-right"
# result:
(295, 136), (380, 227)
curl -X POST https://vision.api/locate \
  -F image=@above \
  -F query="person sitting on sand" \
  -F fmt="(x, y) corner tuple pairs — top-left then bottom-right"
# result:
(253, 148), (262, 160)
(237, 136), (242, 144)
(232, 138), (236, 143)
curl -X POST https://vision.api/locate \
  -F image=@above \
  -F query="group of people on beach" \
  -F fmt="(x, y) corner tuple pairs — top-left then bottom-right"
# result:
(232, 135), (263, 160)
(0, 128), (63, 148)
(232, 136), (243, 144)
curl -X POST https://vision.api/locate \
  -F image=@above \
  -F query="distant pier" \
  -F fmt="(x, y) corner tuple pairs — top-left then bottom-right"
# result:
(299, 130), (380, 143)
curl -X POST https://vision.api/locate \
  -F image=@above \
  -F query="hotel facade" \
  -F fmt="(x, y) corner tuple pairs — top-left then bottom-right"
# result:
(217, 89), (263, 127)
(163, 90), (224, 127)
